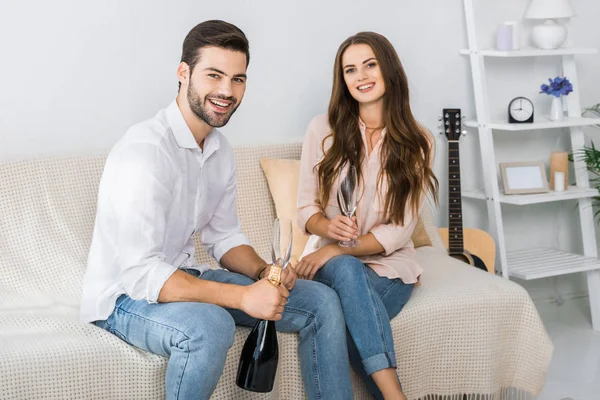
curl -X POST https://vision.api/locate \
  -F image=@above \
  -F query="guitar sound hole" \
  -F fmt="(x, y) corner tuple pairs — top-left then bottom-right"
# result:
(450, 253), (471, 265)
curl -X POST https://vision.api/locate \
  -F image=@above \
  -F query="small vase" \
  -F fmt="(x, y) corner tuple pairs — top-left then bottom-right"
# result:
(549, 96), (564, 121)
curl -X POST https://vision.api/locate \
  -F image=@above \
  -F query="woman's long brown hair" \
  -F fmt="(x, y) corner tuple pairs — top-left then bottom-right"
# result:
(317, 32), (438, 225)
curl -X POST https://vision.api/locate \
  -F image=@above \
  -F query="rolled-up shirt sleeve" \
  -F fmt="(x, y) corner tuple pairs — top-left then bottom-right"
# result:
(110, 144), (178, 303)
(370, 197), (423, 256)
(370, 216), (418, 256)
(297, 117), (325, 234)
(201, 161), (250, 262)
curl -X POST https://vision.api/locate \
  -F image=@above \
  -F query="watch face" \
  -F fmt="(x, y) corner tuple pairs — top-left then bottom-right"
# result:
(509, 97), (534, 122)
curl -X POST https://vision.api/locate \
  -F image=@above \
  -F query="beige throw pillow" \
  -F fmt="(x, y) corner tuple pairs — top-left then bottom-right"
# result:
(411, 218), (432, 248)
(259, 159), (309, 266)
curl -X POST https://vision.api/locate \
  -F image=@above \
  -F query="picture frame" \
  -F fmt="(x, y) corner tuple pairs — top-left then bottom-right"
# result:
(499, 161), (549, 195)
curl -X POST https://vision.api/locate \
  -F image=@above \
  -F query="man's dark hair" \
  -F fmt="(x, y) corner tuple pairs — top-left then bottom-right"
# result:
(179, 20), (250, 89)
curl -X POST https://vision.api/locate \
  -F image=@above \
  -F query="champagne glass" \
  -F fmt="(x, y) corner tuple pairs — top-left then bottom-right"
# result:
(337, 165), (360, 248)
(236, 218), (292, 393)
(271, 217), (293, 270)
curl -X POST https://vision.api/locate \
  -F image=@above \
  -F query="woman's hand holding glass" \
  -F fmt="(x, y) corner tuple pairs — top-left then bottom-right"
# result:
(327, 215), (358, 242)
(337, 164), (360, 248)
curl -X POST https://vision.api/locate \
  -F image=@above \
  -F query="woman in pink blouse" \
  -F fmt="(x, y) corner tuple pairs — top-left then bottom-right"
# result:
(296, 32), (438, 400)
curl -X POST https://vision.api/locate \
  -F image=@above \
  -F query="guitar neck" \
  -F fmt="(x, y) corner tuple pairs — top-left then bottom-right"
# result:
(448, 141), (464, 254)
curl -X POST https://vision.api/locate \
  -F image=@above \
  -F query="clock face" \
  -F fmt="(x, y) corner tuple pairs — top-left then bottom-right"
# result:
(509, 97), (534, 122)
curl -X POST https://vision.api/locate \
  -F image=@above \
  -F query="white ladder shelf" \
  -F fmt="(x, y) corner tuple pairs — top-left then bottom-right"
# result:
(462, 0), (600, 332)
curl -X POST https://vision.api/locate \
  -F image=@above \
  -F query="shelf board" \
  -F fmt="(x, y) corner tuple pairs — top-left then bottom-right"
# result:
(507, 248), (600, 280)
(459, 47), (597, 57)
(464, 116), (600, 131)
(462, 186), (598, 205)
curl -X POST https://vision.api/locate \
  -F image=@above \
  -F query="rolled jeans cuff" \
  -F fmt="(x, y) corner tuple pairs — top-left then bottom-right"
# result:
(362, 352), (397, 375)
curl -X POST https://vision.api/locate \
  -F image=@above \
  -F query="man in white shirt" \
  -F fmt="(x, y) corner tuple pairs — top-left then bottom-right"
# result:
(80, 20), (353, 400)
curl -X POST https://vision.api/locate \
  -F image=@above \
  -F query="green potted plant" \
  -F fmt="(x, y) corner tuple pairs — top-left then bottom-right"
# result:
(570, 103), (600, 220)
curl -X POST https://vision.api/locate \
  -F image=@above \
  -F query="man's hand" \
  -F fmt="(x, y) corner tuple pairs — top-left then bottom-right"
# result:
(296, 244), (342, 281)
(240, 279), (289, 321)
(327, 215), (358, 242)
(260, 263), (297, 290)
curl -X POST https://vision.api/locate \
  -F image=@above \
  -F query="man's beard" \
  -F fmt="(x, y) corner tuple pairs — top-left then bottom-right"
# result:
(187, 83), (238, 128)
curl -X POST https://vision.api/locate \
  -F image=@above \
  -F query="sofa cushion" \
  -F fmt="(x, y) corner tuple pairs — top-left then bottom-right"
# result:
(0, 156), (106, 309)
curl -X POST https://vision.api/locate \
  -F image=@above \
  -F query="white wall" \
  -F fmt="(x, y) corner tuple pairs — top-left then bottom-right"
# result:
(1, 0), (600, 303)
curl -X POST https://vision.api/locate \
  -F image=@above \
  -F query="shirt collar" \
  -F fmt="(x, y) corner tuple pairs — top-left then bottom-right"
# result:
(166, 100), (220, 155)
(166, 100), (198, 149)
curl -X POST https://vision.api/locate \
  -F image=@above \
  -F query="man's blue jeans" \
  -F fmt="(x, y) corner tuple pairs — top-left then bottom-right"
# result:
(95, 269), (353, 400)
(313, 255), (415, 400)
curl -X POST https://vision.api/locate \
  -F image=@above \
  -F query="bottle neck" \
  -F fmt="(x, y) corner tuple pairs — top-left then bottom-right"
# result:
(267, 264), (282, 286)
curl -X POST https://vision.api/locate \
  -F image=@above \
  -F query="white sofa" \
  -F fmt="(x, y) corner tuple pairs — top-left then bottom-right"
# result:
(0, 142), (553, 399)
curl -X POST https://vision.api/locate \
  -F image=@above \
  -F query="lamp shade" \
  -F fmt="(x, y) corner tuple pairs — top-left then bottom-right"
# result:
(526, 0), (575, 19)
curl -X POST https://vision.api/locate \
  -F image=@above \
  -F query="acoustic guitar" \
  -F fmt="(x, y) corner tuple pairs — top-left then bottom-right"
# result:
(437, 108), (495, 274)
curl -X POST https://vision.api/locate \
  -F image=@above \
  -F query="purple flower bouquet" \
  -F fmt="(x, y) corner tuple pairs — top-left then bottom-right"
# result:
(540, 76), (574, 97)
(540, 77), (573, 121)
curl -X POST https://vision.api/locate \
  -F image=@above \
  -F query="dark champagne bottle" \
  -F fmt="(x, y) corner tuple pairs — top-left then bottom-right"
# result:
(236, 265), (282, 392)
(235, 318), (279, 392)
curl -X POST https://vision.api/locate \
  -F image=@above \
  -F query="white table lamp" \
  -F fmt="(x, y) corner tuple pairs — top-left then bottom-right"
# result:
(525, 0), (575, 49)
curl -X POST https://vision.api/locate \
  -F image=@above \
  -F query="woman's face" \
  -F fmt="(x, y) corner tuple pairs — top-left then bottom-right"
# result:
(341, 44), (385, 106)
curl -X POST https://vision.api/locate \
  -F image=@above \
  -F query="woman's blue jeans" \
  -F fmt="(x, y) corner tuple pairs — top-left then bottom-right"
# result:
(313, 255), (414, 399)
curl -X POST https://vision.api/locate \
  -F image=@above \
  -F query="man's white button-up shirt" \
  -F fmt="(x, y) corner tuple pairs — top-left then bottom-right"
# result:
(80, 100), (249, 323)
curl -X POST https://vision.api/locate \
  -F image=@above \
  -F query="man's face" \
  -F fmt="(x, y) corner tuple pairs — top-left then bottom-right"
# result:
(185, 46), (247, 128)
